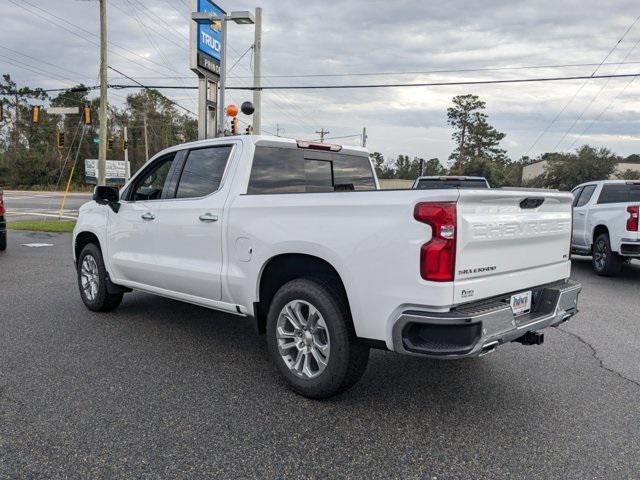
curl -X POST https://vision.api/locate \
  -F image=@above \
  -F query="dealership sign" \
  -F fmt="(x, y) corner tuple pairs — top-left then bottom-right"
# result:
(191, 0), (225, 78)
(84, 159), (126, 185)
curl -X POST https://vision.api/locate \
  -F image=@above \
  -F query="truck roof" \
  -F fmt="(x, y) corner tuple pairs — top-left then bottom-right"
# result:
(574, 179), (640, 188)
(158, 135), (369, 157)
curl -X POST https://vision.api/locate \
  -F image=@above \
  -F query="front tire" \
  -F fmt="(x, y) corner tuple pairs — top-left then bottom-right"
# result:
(0, 230), (6, 251)
(592, 233), (622, 276)
(77, 243), (123, 312)
(266, 278), (369, 399)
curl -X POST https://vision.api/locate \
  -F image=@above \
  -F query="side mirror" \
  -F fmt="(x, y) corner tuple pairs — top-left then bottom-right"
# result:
(93, 186), (120, 213)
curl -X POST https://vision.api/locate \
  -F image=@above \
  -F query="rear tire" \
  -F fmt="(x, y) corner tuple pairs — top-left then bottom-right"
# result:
(266, 278), (369, 399)
(592, 233), (622, 276)
(0, 230), (6, 251)
(77, 243), (123, 312)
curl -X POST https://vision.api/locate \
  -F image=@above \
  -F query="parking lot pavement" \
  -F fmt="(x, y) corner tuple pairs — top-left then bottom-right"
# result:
(3, 191), (91, 221)
(2, 231), (640, 479)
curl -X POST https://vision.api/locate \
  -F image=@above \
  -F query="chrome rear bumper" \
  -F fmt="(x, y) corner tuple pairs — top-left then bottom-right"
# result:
(392, 280), (581, 358)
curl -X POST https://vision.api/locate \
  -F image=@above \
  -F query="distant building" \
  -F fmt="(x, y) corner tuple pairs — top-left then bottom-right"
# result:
(522, 158), (640, 182)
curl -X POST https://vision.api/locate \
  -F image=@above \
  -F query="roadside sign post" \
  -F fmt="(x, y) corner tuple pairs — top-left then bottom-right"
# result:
(84, 159), (127, 185)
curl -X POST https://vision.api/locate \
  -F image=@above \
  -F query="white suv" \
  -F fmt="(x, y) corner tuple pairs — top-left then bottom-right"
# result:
(571, 180), (640, 275)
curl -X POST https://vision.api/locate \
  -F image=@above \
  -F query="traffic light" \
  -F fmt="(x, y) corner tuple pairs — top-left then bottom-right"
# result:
(83, 106), (92, 125)
(0, 103), (3, 122)
(107, 137), (114, 150)
(231, 117), (239, 135)
(122, 139), (128, 151)
(245, 125), (253, 135)
(31, 105), (41, 123)
(56, 131), (65, 148)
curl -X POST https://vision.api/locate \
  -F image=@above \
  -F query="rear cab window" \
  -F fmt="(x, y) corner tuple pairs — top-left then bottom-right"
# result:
(597, 183), (640, 204)
(247, 146), (376, 194)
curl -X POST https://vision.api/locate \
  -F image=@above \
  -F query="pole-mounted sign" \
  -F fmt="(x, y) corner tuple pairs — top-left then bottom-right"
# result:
(190, 0), (226, 140)
(190, 0), (225, 78)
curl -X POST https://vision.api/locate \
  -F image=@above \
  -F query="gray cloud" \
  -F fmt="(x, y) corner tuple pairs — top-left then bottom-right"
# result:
(1, 0), (639, 162)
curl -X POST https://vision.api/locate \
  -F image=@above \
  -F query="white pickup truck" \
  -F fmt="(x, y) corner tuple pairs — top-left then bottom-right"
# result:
(73, 136), (581, 398)
(571, 180), (640, 275)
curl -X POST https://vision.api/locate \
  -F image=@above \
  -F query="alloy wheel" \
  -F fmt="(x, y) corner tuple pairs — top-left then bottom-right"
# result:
(80, 254), (99, 301)
(276, 300), (331, 379)
(594, 239), (608, 271)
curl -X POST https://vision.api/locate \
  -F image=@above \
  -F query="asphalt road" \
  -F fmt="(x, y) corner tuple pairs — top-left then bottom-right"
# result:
(2, 190), (91, 221)
(1, 231), (640, 479)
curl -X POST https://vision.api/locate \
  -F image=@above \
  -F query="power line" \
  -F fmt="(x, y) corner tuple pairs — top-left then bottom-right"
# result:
(100, 60), (640, 82)
(522, 14), (640, 157)
(568, 75), (639, 150)
(225, 60), (640, 80)
(104, 71), (640, 90)
(7, 71), (640, 97)
(7, 0), (191, 80)
(552, 35), (640, 151)
(107, 66), (196, 117)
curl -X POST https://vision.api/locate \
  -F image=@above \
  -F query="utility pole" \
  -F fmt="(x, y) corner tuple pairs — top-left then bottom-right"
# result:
(252, 7), (262, 135)
(361, 127), (367, 147)
(276, 124), (284, 137)
(97, 0), (108, 186)
(316, 128), (329, 143)
(123, 126), (130, 180)
(143, 113), (149, 161)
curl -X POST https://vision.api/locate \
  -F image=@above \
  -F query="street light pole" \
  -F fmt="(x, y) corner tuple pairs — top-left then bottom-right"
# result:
(217, 20), (228, 137)
(98, 0), (108, 186)
(252, 7), (262, 134)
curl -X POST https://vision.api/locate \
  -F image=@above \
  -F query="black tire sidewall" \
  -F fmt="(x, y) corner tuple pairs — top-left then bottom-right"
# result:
(266, 279), (354, 398)
(593, 233), (621, 276)
(77, 243), (112, 311)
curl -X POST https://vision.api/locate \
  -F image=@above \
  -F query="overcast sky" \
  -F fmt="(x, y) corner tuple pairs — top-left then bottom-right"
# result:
(1, 0), (639, 163)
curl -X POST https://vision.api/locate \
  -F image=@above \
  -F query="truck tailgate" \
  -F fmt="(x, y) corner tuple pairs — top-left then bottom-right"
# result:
(454, 189), (573, 304)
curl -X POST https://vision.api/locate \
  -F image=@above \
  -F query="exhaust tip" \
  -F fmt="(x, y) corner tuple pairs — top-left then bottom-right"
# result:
(479, 341), (499, 356)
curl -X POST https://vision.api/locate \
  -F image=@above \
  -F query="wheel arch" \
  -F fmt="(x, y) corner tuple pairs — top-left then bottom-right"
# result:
(74, 231), (102, 263)
(254, 253), (353, 335)
(592, 224), (609, 249)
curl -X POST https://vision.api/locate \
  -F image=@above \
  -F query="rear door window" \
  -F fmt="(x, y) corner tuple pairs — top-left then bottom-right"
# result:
(571, 187), (584, 207)
(175, 146), (232, 199)
(575, 185), (596, 207)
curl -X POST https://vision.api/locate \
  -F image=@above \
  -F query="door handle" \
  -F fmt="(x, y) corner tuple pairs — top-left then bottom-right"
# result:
(577, 211), (586, 216)
(199, 213), (218, 223)
(141, 212), (155, 221)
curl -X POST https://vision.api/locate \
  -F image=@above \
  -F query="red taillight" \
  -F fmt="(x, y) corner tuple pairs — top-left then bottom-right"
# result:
(627, 205), (639, 232)
(414, 202), (456, 282)
(0, 192), (5, 216)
